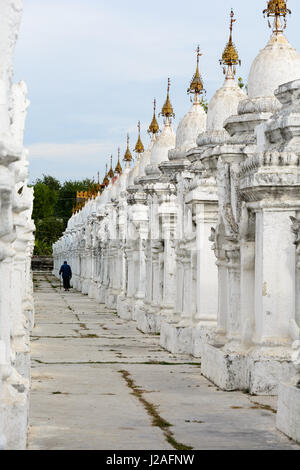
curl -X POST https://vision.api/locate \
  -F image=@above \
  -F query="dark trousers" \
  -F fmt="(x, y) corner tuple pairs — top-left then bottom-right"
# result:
(62, 276), (71, 290)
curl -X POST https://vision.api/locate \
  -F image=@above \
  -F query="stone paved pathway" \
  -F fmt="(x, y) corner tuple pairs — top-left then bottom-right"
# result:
(28, 274), (300, 450)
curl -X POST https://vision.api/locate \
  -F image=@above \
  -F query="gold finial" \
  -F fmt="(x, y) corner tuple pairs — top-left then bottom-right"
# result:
(102, 164), (109, 187)
(96, 171), (102, 192)
(123, 134), (133, 162)
(148, 98), (160, 135)
(220, 10), (241, 75)
(187, 46), (205, 99)
(115, 147), (122, 174)
(135, 121), (145, 154)
(91, 180), (97, 198)
(108, 155), (115, 178)
(263, 0), (291, 34)
(160, 78), (175, 120)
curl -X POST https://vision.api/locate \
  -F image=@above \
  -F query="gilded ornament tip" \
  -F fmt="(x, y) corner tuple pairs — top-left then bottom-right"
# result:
(263, 0), (291, 34)
(115, 147), (123, 175)
(148, 98), (160, 135)
(108, 155), (114, 179)
(135, 121), (145, 154)
(160, 78), (175, 120)
(187, 46), (205, 99)
(219, 9), (241, 76)
(123, 134), (133, 162)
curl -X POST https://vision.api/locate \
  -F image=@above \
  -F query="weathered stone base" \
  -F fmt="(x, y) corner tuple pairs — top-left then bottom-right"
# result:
(160, 321), (217, 357)
(136, 309), (161, 334)
(1, 372), (29, 450)
(132, 300), (142, 321)
(105, 289), (118, 310)
(247, 348), (295, 395)
(160, 321), (193, 354)
(201, 343), (295, 395)
(95, 285), (107, 303)
(81, 279), (90, 295)
(73, 278), (82, 292)
(88, 281), (97, 299)
(2, 398), (28, 450)
(277, 383), (300, 444)
(117, 296), (133, 320)
(201, 343), (248, 391)
(192, 325), (216, 358)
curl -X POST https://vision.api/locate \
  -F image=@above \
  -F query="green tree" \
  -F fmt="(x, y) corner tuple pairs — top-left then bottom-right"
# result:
(32, 182), (58, 221)
(32, 175), (94, 256)
(35, 217), (64, 247)
(38, 175), (61, 192)
(200, 98), (208, 113)
(55, 179), (94, 225)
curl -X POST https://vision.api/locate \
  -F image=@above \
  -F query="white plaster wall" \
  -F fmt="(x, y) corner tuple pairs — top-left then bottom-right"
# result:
(0, 0), (34, 450)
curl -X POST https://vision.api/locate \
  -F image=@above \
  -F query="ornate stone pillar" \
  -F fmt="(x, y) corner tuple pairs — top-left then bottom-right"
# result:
(135, 224), (148, 301)
(174, 246), (184, 321)
(194, 204), (218, 325)
(254, 207), (295, 345)
(160, 214), (176, 317)
(151, 241), (164, 311)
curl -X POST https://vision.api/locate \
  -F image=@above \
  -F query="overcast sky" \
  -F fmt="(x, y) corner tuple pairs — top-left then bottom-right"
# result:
(14, 0), (300, 183)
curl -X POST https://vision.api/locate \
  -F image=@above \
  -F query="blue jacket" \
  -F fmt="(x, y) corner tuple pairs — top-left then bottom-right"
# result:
(59, 264), (72, 279)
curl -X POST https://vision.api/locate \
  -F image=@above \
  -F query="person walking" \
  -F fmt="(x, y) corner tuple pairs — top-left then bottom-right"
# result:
(59, 261), (72, 291)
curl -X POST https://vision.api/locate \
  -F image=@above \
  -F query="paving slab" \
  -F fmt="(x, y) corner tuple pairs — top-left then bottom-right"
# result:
(28, 274), (300, 450)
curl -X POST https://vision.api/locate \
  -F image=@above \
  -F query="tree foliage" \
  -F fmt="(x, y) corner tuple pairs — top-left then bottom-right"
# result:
(238, 77), (248, 93)
(32, 175), (93, 256)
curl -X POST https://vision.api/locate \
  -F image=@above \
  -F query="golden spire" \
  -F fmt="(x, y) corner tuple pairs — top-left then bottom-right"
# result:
(160, 78), (175, 120)
(220, 10), (241, 75)
(134, 121), (145, 154)
(263, 0), (291, 34)
(91, 181), (97, 198)
(187, 46), (205, 99)
(102, 164), (109, 187)
(96, 171), (102, 192)
(108, 155), (115, 178)
(148, 98), (160, 135)
(115, 147), (122, 175)
(123, 134), (133, 162)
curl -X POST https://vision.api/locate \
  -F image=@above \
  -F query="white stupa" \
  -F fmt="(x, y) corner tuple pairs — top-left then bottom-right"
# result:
(144, 80), (176, 177)
(169, 48), (207, 160)
(248, 2), (300, 99)
(136, 100), (160, 181)
(127, 121), (144, 187)
(115, 134), (133, 197)
(206, 10), (246, 134)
